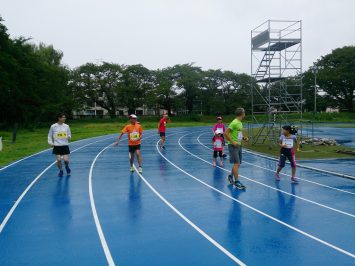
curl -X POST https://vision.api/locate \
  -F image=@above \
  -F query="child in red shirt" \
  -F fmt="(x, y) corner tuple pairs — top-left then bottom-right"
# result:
(212, 129), (224, 167)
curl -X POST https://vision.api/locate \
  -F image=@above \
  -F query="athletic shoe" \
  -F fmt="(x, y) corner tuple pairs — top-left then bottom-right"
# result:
(138, 167), (143, 173)
(227, 174), (234, 184)
(219, 161), (224, 167)
(65, 165), (71, 175)
(275, 173), (281, 181)
(58, 170), (64, 177)
(222, 154), (227, 158)
(213, 161), (216, 167)
(162, 146), (166, 150)
(130, 166), (135, 172)
(234, 180), (246, 190)
(291, 177), (299, 183)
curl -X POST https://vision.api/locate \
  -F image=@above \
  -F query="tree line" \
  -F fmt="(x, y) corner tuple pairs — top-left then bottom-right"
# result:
(1, 16), (354, 130)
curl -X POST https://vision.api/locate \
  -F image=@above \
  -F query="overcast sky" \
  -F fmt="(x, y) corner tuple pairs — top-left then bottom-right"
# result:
(1, 0), (354, 73)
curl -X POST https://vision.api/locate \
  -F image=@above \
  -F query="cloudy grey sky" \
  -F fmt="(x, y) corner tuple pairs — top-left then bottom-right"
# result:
(1, 0), (354, 73)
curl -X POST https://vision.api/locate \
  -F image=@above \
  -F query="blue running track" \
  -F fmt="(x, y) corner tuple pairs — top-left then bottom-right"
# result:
(0, 127), (354, 265)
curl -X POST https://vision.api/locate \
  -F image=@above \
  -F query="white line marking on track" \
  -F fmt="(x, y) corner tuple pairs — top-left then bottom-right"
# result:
(133, 163), (247, 266)
(156, 137), (355, 259)
(0, 134), (115, 171)
(0, 136), (113, 234)
(182, 134), (355, 218)
(197, 133), (355, 196)
(89, 144), (116, 266)
(88, 132), (173, 266)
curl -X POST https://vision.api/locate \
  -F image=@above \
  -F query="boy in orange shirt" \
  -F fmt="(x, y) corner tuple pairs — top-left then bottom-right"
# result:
(114, 114), (143, 173)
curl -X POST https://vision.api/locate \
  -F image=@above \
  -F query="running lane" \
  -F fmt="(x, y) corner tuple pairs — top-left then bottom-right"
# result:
(0, 134), (115, 224)
(0, 135), (118, 265)
(91, 130), (237, 266)
(151, 128), (354, 265)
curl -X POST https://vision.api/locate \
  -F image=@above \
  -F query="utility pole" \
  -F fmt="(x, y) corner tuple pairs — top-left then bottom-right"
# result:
(312, 65), (319, 113)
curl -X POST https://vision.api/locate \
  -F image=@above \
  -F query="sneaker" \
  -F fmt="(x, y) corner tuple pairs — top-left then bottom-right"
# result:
(58, 170), (64, 177)
(227, 174), (234, 184)
(219, 161), (224, 167)
(291, 177), (299, 183)
(234, 180), (246, 190)
(130, 166), (135, 172)
(138, 167), (143, 173)
(65, 165), (71, 175)
(162, 146), (166, 150)
(222, 154), (227, 158)
(275, 173), (281, 181)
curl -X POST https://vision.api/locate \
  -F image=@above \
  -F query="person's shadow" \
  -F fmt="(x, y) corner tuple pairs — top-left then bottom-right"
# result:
(227, 186), (245, 248)
(212, 167), (225, 201)
(52, 176), (72, 229)
(276, 182), (297, 223)
(128, 173), (142, 224)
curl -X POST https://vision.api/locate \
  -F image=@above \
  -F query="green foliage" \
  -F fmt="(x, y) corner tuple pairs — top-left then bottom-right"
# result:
(303, 46), (355, 112)
(0, 17), (71, 128)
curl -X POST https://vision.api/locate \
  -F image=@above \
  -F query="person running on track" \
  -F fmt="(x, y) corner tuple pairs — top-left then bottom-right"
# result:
(158, 114), (171, 149)
(212, 116), (227, 157)
(224, 108), (249, 189)
(275, 125), (300, 183)
(212, 129), (224, 167)
(114, 114), (143, 173)
(48, 113), (72, 177)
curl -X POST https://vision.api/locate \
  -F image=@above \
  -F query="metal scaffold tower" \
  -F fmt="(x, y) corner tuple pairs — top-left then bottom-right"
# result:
(250, 20), (303, 145)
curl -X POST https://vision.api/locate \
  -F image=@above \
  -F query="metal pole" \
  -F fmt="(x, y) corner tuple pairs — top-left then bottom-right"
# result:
(312, 66), (318, 114)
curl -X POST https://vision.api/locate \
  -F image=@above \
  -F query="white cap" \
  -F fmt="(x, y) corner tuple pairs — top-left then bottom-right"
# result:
(129, 114), (137, 119)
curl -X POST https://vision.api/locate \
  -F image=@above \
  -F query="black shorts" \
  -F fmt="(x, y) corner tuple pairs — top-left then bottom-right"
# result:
(52, 145), (70, 155)
(159, 132), (166, 137)
(278, 148), (296, 168)
(213, 150), (223, 158)
(129, 145), (141, 153)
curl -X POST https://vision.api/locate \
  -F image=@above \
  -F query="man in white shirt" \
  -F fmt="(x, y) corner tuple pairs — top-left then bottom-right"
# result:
(48, 113), (72, 177)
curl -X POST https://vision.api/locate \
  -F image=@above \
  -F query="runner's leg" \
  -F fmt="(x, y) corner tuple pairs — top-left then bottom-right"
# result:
(56, 155), (62, 170)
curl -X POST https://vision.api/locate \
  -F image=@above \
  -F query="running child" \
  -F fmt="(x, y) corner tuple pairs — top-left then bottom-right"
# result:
(48, 113), (72, 177)
(212, 116), (227, 157)
(275, 125), (300, 183)
(158, 114), (171, 149)
(212, 129), (224, 167)
(114, 114), (143, 173)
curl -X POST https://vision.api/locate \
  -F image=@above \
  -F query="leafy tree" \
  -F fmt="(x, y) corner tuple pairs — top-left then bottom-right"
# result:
(312, 46), (355, 112)
(119, 64), (154, 115)
(147, 67), (178, 115)
(70, 62), (124, 117)
(172, 64), (203, 114)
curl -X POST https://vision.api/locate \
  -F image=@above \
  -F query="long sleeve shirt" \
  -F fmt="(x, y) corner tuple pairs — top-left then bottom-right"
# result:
(48, 123), (71, 146)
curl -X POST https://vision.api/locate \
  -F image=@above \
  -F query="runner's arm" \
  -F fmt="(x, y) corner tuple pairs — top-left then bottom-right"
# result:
(295, 138), (300, 151)
(48, 126), (54, 146)
(67, 127), (72, 141)
(114, 132), (125, 146)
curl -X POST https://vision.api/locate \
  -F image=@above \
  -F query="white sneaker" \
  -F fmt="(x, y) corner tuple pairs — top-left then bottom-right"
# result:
(130, 166), (135, 172)
(138, 167), (143, 173)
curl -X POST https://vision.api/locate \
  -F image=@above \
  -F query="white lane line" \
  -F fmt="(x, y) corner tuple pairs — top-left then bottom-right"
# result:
(244, 149), (355, 180)
(156, 139), (355, 259)
(181, 134), (355, 218)
(197, 133), (355, 196)
(89, 143), (115, 266)
(132, 163), (246, 266)
(0, 136), (113, 234)
(0, 134), (115, 171)
(88, 132), (176, 266)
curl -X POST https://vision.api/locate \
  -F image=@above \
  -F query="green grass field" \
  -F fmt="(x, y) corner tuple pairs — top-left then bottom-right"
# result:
(1, 113), (355, 167)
